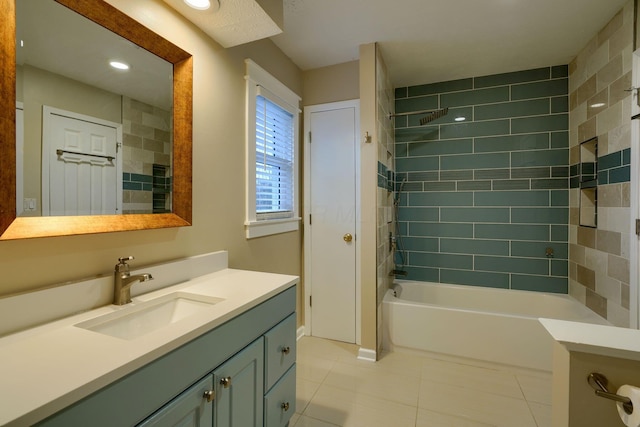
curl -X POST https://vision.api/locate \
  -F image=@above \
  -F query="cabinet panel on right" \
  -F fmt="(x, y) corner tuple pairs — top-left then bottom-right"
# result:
(264, 365), (296, 427)
(264, 313), (296, 391)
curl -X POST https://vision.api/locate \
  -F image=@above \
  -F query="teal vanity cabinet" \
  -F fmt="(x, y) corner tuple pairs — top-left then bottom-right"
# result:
(37, 286), (296, 427)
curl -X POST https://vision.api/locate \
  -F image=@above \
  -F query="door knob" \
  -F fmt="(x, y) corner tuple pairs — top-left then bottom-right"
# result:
(343, 233), (353, 242)
(220, 377), (232, 388)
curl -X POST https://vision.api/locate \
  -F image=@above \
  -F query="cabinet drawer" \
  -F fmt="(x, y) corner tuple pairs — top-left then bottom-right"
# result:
(264, 365), (296, 427)
(264, 313), (296, 391)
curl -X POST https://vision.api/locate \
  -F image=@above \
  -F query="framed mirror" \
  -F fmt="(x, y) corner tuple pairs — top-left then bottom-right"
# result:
(0, 0), (193, 240)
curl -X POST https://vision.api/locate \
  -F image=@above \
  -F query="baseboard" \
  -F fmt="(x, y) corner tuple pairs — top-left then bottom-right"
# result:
(357, 347), (376, 362)
(296, 326), (305, 341)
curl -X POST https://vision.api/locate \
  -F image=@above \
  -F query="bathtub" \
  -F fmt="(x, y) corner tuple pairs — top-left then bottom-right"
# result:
(382, 280), (610, 371)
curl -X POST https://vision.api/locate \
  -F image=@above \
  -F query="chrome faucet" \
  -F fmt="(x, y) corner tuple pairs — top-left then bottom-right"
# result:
(113, 256), (153, 305)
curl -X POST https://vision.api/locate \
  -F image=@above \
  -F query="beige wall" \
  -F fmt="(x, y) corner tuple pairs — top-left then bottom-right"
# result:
(568, 0), (633, 326)
(1, 0), (304, 326)
(302, 61), (359, 106)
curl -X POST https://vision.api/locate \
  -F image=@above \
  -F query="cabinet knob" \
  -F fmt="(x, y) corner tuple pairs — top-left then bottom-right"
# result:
(220, 377), (232, 388)
(281, 402), (290, 412)
(281, 346), (291, 355)
(203, 390), (215, 403)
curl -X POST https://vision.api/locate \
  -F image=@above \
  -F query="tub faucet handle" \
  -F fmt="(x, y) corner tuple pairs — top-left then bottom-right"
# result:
(116, 256), (134, 273)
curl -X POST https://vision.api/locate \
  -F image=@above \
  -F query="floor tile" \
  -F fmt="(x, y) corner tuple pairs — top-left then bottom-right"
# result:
(296, 378), (322, 414)
(416, 408), (496, 426)
(293, 414), (341, 427)
(418, 380), (538, 427)
(296, 356), (336, 383)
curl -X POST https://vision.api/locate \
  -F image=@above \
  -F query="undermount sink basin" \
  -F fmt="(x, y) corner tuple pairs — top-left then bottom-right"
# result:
(75, 292), (224, 340)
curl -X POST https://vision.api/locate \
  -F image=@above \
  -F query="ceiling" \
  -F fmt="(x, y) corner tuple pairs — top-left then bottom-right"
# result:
(269, 0), (630, 88)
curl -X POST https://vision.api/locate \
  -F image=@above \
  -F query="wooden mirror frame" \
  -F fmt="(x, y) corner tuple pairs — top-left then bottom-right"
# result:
(0, 0), (193, 240)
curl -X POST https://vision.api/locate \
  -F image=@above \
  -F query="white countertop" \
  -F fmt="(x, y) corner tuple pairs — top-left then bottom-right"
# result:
(0, 268), (298, 427)
(540, 318), (640, 362)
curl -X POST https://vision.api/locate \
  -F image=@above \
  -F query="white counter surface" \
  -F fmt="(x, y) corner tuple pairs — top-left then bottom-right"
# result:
(0, 268), (298, 427)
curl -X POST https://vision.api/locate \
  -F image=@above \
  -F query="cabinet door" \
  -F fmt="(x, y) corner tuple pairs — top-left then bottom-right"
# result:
(214, 338), (264, 427)
(138, 375), (214, 427)
(264, 313), (296, 392)
(264, 365), (296, 427)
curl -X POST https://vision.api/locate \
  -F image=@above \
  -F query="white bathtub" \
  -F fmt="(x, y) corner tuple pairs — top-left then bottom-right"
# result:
(382, 280), (610, 371)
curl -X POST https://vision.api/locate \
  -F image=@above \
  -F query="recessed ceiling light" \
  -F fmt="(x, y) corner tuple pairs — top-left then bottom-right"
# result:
(184, 0), (211, 10)
(454, 117), (466, 122)
(109, 61), (130, 71)
(590, 102), (606, 108)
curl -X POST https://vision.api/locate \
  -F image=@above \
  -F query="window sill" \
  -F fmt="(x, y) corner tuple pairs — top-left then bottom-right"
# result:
(245, 217), (301, 239)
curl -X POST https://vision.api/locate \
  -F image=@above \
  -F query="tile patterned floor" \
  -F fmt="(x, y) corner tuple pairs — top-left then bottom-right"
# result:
(291, 336), (552, 427)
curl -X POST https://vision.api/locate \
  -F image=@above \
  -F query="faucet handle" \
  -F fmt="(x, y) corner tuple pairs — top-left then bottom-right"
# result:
(118, 256), (134, 263)
(115, 256), (134, 273)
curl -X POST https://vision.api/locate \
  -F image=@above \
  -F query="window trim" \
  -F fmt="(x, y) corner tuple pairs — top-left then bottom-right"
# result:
(245, 59), (301, 239)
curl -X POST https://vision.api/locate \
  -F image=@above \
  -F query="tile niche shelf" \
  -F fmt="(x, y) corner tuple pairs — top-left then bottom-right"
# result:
(579, 137), (597, 228)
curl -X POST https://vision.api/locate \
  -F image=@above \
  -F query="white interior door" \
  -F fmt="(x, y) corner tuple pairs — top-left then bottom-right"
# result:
(42, 106), (122, 216)
(305, 101), (359, 344)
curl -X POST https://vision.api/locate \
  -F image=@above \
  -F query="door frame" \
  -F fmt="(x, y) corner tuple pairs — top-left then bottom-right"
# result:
(630, 49), (640, 329)
(303, 99), (361, 345)
(41, 105), (123, 216)
(16, 102), (24, 216)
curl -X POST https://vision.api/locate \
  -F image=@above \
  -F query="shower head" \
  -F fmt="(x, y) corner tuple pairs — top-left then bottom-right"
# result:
(419, 107), (449, 125)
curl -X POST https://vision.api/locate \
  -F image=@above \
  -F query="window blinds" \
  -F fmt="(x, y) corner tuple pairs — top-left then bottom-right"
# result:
(255, 94), (294, 220)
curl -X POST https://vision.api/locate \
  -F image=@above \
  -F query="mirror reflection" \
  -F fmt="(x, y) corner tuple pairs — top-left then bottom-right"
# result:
(16, 0), (174, 217)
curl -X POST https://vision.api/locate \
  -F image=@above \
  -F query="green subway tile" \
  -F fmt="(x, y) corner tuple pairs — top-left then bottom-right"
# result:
(552, 65), (569, 78)
(475, 190), (550, 206)
(123, 173), (131, 181)
(458, 181), (492, 191)
(395, 95), (438, 113)
(609, 166), (630, 183)
(492, 180), (530, 190)
(475, 133), (549, 153)
(424, 182), (457, 191)
(440, 207), (510, 223)
(398, 207), (439, 222)
(511, 167), (550, 179)
(441, 170), (474, 181)
(124, 182), (142, 190)
(511, 242), (568, 259)
(599, 152), (622, 170)
(551, 260), (569, 277)
(408, 78), (473, 97)
(396, 156), (440, 172)
(475, 256), (549, 275)
(531, 178), (568, 189)
(475, 169), (510, 180)
(399, 237), (440, 252)
(397, 222), (408, 235)
(395, 116), (408, 128)
(474, 99), (549, 121)
(551, 225), (568, 241)
(408, 139), (473, 156)
(551, 190), (569, 206)
(131, 173), (153, 183)
(512, 78), (568, 100)
(440, 119), (510, 139)
(395, 143), (408, 157)
(408, 107), (473, 127)
(551, 96), (569, 113)
(410, 252), (473, 269)
(511, 208), (568, 224)
(409, 192), (474, 207)
(403, 266), (439, 282)
(441, 238), (509, 256)
(441, 152), (510, 170)
(395, 87), (408, 98)
(400, 182), (422, 192)
(475, 224), (550, 240)
(552, 167), (569, 177)
(512, 114), (568, 133)
(441, 86), (510, 107)
(551, 131), (569, 148)
(440, 269), (509, 289)
(409, 222), (474, 238)
(511, 149), (568, 167)
(624, 148), (631, 165)
(395, 127), (440, 143)
(407, 171), (439, 181)
(474, 67), (550, 88)
(511, 275), (567, 293)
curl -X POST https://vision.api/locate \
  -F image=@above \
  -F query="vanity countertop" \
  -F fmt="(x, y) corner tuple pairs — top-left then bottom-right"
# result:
(0, 268), (298, 427)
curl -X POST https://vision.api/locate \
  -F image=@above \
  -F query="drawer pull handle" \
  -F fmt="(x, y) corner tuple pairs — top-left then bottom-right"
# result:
(281, 402), (290, 412)
(203, 390), (215, 403)
(220, 377), (232, 388)
(281, 346), (291, 355)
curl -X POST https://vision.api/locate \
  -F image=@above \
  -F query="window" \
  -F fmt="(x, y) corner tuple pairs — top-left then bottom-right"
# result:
(245, 59), (301, 238)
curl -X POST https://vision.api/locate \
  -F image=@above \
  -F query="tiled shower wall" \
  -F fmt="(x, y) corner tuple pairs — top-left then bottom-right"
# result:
(376, 49), (394, 354)
(569, 1), (633, 327)
(394, 66), (570, 293)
